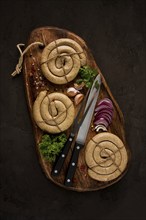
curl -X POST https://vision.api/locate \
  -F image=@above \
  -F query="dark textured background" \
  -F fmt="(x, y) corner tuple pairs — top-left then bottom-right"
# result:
(0, 0), (146, 219)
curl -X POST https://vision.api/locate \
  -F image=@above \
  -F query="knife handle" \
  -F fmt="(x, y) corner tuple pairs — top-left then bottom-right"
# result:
(64, 142), (83, 187)
(51, 133), (74, 176)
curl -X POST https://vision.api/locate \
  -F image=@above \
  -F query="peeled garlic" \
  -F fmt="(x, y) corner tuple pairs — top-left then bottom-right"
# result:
(74, 93), (84, 105)
(74, 82), (85, 90)
(66, 87), (79, 97)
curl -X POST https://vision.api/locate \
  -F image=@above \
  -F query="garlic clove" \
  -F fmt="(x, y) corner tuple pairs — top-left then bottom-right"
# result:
(74, 82), (85, 90)
(74, 93), (84, 105)
(66, 87), (79, 97)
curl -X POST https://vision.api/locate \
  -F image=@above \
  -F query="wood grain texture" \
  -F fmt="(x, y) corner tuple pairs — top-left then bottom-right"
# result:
(23, 27), (131, 192)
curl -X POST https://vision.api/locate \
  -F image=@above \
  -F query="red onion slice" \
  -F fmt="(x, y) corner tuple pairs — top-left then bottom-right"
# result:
(94, 112), (113, 120)
(98, 98), (113, 105)
(94, 105), (113, 113)
(95, 109), (113, 115)
(94, 111), (113, 120)
(94, 114), (112, 125)
(94, 118), (109, 127)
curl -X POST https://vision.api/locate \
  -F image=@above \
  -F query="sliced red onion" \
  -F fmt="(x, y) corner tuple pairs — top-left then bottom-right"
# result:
(93, 97), (114, 130)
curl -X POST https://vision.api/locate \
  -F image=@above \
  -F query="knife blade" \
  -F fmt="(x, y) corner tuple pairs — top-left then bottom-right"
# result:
(64, 74), (102, 186)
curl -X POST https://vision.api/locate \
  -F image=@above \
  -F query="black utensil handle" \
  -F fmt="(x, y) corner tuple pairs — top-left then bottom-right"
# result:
(64, 142), (83, 187)
(51, 133), (74, 176)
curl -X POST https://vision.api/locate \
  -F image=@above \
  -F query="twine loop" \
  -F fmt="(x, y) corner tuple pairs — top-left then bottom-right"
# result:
(11, 42), (44, 77)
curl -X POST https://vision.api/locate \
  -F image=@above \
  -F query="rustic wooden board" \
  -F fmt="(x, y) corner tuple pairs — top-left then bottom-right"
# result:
(23, 27), (130, 192)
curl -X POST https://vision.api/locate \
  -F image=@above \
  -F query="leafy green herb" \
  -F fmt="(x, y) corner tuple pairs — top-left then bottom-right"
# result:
(76, 66), (98, 88)
(39, 133), (67, 162)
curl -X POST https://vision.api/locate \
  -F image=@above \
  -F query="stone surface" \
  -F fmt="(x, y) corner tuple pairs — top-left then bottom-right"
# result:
(0, 0), (146, 220)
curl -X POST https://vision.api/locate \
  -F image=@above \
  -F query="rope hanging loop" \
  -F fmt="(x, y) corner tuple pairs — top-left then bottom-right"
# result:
(11, 42), (44, 77)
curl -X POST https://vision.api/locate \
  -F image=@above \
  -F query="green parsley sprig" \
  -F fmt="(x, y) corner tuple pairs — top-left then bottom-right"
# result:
(76, 66), (99, 89)
(39, 133), (67, 162)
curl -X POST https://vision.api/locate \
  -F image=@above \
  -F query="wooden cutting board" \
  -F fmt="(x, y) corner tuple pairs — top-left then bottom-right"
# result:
(23, 26), (130, 192)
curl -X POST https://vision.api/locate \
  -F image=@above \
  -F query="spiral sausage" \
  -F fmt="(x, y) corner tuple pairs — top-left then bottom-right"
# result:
(85, 132), (128, 182)
(33, 90), (75, 133)
(41, 38), (86, 84)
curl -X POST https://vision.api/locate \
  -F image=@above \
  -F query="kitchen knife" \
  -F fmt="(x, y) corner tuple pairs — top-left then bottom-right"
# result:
(64, 74), (102, 186)
(51, 90), (95, 176)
